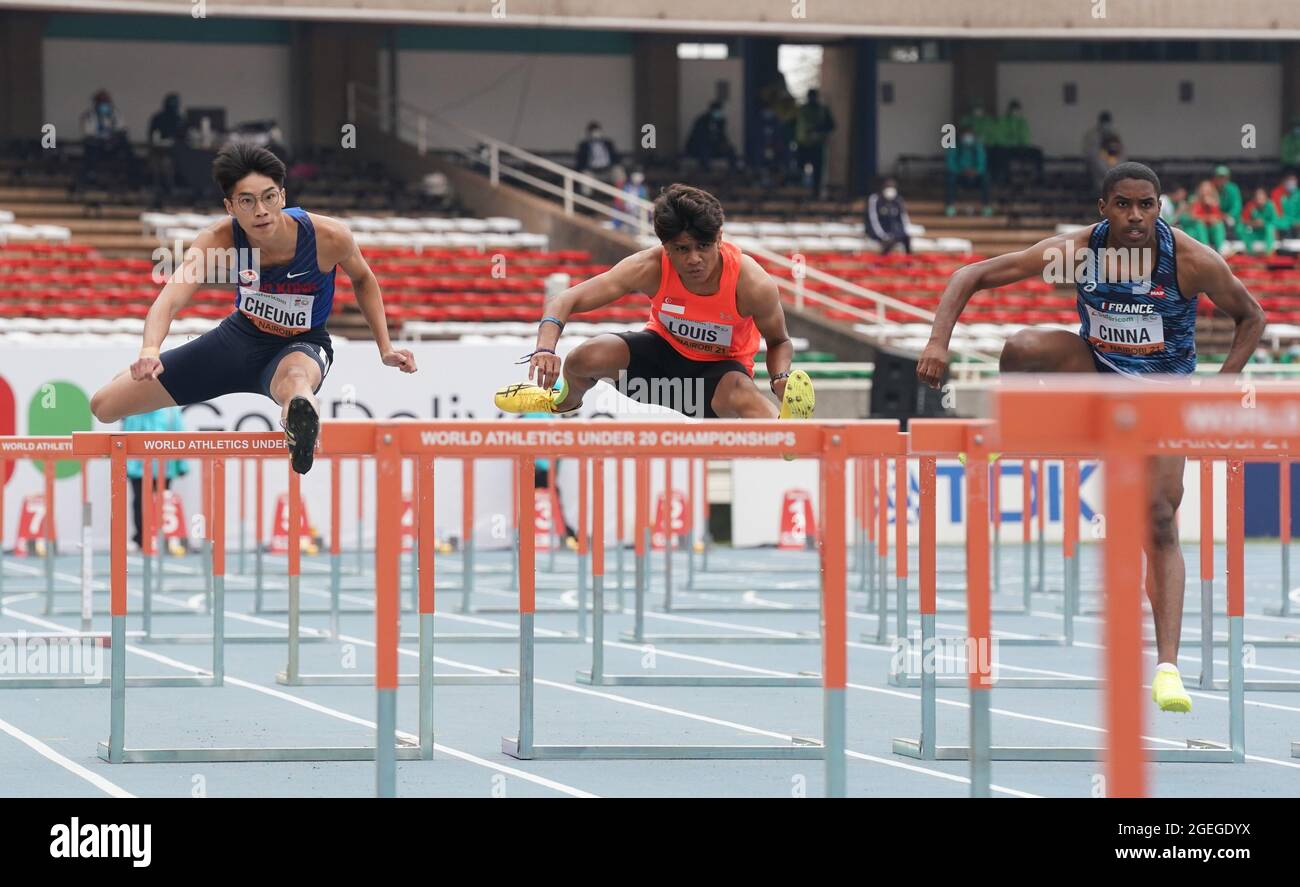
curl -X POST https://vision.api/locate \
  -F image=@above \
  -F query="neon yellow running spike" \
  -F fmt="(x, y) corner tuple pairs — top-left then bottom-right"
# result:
(957, 451), (1002, 466)
(779, 369), (815, 420)
(1152, 668), (1192, 713)
(494, 378), (576, 414)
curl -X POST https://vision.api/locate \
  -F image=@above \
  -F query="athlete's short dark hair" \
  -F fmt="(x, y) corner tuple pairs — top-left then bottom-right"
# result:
(652, 184), (724, 244)
(1101, 162), (1161, 201)
(212, 143), (287, 198)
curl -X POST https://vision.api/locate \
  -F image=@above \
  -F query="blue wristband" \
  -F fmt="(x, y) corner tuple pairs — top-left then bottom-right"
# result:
(540, 316), (565, 333)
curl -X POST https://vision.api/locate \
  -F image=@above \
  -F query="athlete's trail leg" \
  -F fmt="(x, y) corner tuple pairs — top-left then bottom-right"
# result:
(711, 371), (777, 419)
(556, 335), (632, 411)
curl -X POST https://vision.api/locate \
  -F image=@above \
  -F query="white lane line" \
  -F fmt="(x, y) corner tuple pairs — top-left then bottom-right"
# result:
(0, 607), (598, 799)
(0, 716), (134, 798)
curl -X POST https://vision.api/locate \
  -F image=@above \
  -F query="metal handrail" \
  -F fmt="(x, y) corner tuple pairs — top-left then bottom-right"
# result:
(347, 80), (999, 372)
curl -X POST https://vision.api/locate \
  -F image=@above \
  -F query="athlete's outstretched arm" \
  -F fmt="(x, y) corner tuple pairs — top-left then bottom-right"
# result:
(737, 258), (794, 398)
(335, 226), (416, 374)
(527, 250), (658, 390)
(133, 228), (216, 380)
(1180, 239), (1266, 374)
(917, 232), (1075, 388)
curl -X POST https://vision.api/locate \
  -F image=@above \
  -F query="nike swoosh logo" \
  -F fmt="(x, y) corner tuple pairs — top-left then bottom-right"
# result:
(286, 270), (311, 279)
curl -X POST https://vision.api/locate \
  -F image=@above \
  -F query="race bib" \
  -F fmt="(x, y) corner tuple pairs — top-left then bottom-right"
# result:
(239, 287), (314, 336)
(658, 312), (735, 356)
(1085, 303), (1165, 355)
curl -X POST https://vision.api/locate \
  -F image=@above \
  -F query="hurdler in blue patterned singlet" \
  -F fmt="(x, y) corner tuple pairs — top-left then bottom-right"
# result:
(1075, 217), (1197, 375)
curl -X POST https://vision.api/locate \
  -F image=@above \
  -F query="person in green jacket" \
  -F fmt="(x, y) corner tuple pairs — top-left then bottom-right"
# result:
(1240, 187), (1281, 254)
(1281, 117), (1300, 171)
(1213, 165), (1242, 237)
(123, 407), (188, 550)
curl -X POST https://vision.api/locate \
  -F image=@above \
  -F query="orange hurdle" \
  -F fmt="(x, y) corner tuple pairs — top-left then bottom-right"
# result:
(994, 376), (1294, 796)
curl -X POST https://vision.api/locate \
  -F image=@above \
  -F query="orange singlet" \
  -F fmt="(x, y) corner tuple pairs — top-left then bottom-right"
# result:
(644, 240), (761, 374)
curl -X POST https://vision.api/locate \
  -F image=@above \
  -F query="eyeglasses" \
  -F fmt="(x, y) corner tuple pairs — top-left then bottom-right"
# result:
(234, 190), (284, 213)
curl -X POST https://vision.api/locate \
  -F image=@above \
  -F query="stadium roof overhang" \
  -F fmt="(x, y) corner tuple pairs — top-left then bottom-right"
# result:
(6, 0), (1300, 40)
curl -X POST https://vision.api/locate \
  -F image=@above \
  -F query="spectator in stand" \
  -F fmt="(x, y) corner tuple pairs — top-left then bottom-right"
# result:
(1212, 165), (1242, 237)
(1189, 179), (1228, 254)
(1160, 183), (1195, 230)
(575, 121), (622, 196)
(960, 104), (997, 145)
(1240, 187), (1281, 255)
(79, 89), (131, 190)
(685, 100), (738, 172)
(613, 167), (648, 230)
(756, 104), (790, 187)
(1270, 171), (1300, 237)
(865, 178), (911, 255)
(577, 119), (621, 196)
(1081, 110), (1119, 192)
(992, 100), (1043, 184)
(1282, 116), (1300, 172)
(147, 93), (186, 207)
(945, 126), (992, 217)
(794, 89), (836, 197)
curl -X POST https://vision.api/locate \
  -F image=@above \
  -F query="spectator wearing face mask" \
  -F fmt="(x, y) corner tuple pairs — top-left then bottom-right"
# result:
(575, 121), (622, 195)
(1270, 172), (1300, 237)
(1082, 110), (1119, 192)
(613, 167), (648, 230)
(945, 127), (991, 217)
(1240, 187), (1281, 255)
(865, 178), (911, 255)
(685, 101), (737, 171)
(79, 89), (132, 190)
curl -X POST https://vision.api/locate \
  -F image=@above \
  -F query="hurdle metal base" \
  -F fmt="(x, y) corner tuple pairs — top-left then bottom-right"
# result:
(276, 669), (517, 686)
(1, 674), (217, 689)
(501, 736), (824, 760)
(619, 630), (819, 644)
(97, 741), (423, 763)
(576, 669), (820, 687)
(400, 631), (582, 644)
(137, 632), (333, 645)
(1209, 679), (1300, 692)
(892, 737), (1235, 762)
(1291, 741), (1299, 758)
(888, 671), (1101, 689)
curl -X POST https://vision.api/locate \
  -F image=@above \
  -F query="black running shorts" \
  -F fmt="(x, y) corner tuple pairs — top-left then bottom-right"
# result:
(613, 330), (752, 419)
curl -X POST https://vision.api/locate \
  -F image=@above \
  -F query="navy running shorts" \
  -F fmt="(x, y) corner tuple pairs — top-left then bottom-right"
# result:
(157, 311), (333, 406)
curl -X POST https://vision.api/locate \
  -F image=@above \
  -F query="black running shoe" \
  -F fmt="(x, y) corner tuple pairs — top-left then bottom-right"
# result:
(284, 396), (319, 475)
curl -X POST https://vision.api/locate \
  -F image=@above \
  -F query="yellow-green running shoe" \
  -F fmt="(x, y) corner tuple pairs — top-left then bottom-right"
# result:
(779, 369), (815, 420)
(494, 378), (577, 414)
(957, 451), (1002, 466)
(1151, 667), (1192, 713)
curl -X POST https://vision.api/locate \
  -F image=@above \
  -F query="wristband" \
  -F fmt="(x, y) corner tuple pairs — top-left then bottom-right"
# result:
(139, 347), (160, 359)
(540, 316), (565, 334)
(516, 348), (556, 365)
